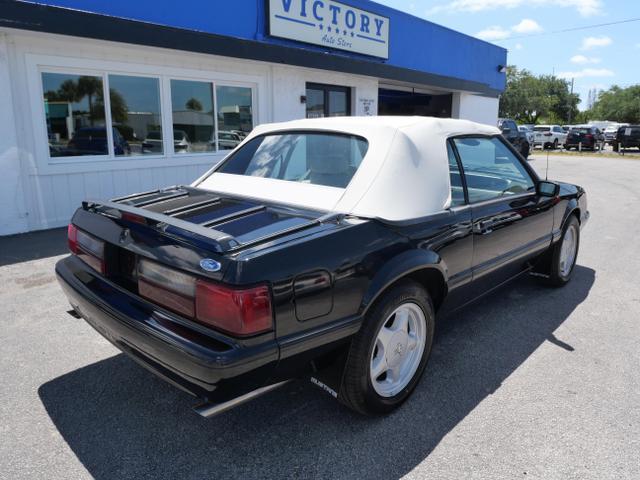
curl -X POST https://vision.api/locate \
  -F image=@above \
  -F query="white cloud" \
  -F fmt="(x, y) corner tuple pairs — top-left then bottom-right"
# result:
(476, 26), (511, 41)
(476, 18), (542, 41)
(580, 36), (612, 50)
(557, 68), (614, 79)
(570, 55), (601, 64)
(427, 0), (602, 17)
(511, 19), (542, 34)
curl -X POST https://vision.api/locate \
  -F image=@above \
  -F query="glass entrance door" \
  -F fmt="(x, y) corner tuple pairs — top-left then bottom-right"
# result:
(306, 83), (351, 118)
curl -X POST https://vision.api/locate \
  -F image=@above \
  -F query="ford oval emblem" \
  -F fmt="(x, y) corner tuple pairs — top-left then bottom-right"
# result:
(199, 258), (221, 272)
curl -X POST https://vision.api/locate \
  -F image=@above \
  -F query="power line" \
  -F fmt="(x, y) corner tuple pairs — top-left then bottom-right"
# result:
(496, 16), (640, 42)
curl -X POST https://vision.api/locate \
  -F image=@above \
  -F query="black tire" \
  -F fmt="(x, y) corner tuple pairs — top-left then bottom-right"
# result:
(340, 279), (435, 415)
(521, 142), (530, 159)
(546, 215), (580, 287)
(612, 142), (619, 152)
(553, 139), (559, 150)
(564, 145), (572, 150)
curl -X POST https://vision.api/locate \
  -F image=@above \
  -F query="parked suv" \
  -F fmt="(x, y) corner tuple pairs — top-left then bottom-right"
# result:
(603, 125), (620, 145)
(67, 127), (130, 156)
(532, 125), (566, 150)
(498, 118), (530, 158)
(564, 126), (604, 151)
(612, 125), (640, 152)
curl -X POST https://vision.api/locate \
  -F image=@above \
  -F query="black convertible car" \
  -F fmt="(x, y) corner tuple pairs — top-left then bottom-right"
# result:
(56, 117), (589, 416)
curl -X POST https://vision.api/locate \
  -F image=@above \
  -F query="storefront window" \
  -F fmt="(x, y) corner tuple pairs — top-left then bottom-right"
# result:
(41, 72), (108, 157)
(170, 79), (215, 154)
(306, 83), (351, 118)
(328, 90), (348, 117)
(306, 88), (325, 119)
(216, 86), (253, 150)
(40, 68), (255, 160)
(109, 74), (162, 156)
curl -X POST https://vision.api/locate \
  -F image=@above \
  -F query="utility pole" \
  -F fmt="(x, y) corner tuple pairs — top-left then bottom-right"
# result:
(568, 77), (574, 125)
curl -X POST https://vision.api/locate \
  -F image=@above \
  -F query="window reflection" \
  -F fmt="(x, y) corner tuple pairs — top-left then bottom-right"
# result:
(42, 73), (109, 157)
(216, 86), (253, 150)
(170, 79), (215, 154)
(306, 88), (325, 119)
(109, 75), (162, 156)
(328, 91), (348, 117)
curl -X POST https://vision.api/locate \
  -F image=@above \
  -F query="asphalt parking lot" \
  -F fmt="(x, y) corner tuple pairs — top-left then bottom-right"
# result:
(1, 154), (639, 479)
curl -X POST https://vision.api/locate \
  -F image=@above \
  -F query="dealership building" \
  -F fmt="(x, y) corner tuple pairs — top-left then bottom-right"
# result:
(0, 0), (506, 235)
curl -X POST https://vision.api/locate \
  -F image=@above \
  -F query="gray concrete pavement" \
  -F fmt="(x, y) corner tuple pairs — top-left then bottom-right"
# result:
(1, 154), (639, 479)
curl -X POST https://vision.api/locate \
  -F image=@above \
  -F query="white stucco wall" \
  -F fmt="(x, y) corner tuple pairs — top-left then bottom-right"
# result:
(271, 65), (378, 121)
(453, 92), (499, 127)
(0, 33), (29, 235)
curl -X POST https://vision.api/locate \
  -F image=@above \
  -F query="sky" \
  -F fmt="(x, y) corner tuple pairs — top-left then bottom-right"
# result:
(376, 0), (640, 109)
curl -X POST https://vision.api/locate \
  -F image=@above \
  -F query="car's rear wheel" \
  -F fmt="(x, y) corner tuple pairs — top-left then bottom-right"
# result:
(553, 139), (559, 149)
(340, 280), (435, 415)
(547, 215), (580, 287)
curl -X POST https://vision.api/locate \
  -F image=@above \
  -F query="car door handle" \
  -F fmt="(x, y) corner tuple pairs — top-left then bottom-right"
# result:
(474, 213), (523, 235)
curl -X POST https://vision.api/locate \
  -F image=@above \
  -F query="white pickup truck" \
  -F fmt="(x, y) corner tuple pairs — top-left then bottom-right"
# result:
(532, 125), (567, 150)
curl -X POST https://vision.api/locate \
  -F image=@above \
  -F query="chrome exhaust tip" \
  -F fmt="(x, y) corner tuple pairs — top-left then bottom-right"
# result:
(193, 380), (292, 418)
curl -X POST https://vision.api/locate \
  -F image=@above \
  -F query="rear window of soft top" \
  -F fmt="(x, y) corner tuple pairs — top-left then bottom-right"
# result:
(217, 132), (369, 189)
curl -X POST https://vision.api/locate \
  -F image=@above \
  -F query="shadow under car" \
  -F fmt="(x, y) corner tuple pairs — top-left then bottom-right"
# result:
(39, 266), (595, 479)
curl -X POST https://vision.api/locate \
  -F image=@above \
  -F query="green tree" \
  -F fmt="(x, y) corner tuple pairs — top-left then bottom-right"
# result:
(590, 85), (640, 123)
(93, 88), (128, 124)
(499, 66), (580, 124)
(77, 76), (103, 125)
(185, 97), (203, 111)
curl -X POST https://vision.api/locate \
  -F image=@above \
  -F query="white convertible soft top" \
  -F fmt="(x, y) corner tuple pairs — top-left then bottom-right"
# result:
(195, 116), (500, 221)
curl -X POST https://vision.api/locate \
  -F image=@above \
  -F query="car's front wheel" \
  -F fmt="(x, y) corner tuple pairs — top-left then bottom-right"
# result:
(340, 280), (435, 415)
(547, 215), (580, 287)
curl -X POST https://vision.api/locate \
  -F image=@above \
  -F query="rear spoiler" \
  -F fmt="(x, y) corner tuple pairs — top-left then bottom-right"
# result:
(82, 187), (240, 253)
(83, 185), (346, 254)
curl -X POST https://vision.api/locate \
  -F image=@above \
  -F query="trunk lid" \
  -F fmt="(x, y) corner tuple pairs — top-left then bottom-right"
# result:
(71, 185), (339, 289)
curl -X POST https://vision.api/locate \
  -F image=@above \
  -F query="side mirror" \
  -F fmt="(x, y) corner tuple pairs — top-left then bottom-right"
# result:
(501, 127), (512, 135)
(537, 180), (559, 197)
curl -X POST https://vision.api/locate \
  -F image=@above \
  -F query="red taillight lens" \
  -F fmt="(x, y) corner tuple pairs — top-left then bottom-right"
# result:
(68, 224), (105, 273)
(196, 282), (272, 336)
(585, 134), (594, 139)
(137, 258), (273, 336)
(68, 224), (78, 253)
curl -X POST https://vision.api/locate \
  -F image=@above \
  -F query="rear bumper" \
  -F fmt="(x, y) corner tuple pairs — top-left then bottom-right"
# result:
(56, 256), (279, 401)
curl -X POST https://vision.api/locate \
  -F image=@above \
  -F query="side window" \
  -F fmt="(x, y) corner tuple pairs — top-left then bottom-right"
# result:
(453, 137), (535, 203)
(447, 142), (465, 206)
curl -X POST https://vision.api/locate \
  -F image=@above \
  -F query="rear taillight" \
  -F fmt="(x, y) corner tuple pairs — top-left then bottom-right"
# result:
(68, 224), (78, 253)
(137, 259), (273, 336)
(138, 260), (196, 317)
(585, 134), (594, 139)
(196, 282), (272, 336)
(68, 224), (105, 273)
